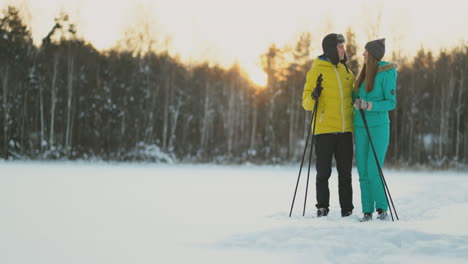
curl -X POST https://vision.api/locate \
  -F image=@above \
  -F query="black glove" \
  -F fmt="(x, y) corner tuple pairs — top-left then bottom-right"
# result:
(311, 74), (323, 100)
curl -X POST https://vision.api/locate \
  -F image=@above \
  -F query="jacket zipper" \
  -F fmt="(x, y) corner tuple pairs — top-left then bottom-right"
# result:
(333, 67), (345, 132)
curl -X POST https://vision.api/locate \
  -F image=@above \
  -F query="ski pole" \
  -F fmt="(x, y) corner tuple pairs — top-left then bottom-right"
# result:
(303, 99), (319, 216)
(289, 100), (316, 217)
(358, 107), (399, 221)
(289, 74), (322, 217)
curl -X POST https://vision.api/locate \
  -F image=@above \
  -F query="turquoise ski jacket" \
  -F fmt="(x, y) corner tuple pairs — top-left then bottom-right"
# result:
(353, 61), (398, 128)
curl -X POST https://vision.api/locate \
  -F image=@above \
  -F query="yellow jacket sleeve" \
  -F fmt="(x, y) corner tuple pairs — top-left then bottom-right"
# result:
(302, 67), (320, 111)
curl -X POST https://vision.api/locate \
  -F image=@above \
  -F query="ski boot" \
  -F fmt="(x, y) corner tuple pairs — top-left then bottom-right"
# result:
(317, 208), (329, 217)
(359, 212), (373, 222)
(376, 209), (389, 221)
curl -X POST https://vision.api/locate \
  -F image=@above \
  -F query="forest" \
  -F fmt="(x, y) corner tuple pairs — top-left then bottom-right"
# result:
(1, 6), (467, 168)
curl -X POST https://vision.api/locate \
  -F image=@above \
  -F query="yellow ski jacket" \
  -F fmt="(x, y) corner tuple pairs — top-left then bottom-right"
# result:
(302, 57), (354, 134)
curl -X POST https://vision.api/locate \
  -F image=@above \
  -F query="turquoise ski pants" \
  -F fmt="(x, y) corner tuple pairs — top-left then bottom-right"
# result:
(354, 124), (389, 213)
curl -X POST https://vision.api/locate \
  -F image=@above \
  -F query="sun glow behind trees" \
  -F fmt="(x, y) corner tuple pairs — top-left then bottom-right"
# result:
(7, 0), (468, 91)
(243, 62), (268, 88)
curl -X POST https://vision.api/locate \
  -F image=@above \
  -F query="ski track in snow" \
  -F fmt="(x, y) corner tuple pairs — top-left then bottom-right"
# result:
(0, 162), (467, 264)
(217, 170), (468, 264)
(219, 218), (468, 264)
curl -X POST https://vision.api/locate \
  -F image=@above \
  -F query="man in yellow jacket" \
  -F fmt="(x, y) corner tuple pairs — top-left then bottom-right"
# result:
(302, 33), (355, 217)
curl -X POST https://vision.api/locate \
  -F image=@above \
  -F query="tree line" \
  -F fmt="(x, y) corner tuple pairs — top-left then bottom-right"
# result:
(0, 6), (467, 168)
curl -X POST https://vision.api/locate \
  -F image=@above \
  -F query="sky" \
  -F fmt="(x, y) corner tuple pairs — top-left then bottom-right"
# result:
(1, 162), (468, 263)
(1, 0), (468, 85)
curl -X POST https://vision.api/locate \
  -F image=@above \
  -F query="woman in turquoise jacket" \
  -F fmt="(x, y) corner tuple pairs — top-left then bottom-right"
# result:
(352, 38), (398, 222)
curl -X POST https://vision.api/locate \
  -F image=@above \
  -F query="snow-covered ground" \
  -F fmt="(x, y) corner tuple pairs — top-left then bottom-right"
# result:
(1, 162), (467, 264)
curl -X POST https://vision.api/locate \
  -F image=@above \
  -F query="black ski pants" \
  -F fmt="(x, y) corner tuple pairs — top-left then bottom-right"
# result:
(314, 132), (354, 213)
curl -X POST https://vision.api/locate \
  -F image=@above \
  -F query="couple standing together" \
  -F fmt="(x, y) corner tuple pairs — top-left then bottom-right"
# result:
(302, 33), (398, 222)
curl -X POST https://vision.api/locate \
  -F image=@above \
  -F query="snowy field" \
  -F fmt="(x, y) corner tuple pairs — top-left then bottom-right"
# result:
(1, 162), (468, 264)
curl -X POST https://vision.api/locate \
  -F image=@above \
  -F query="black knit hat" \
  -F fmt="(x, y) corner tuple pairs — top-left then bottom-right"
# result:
(322, 33), (346, 66)
(365, 38), (385, 61)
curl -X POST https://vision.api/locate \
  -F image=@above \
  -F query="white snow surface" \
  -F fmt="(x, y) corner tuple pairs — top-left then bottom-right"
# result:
(1, 162), (468, 264)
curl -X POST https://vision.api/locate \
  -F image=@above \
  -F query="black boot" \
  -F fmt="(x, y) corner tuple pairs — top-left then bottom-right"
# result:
(359, 212), (372, 222)
(376, 209), (389, 221)
(341, 210), (352, 217)
(317, 208), (329, 217)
